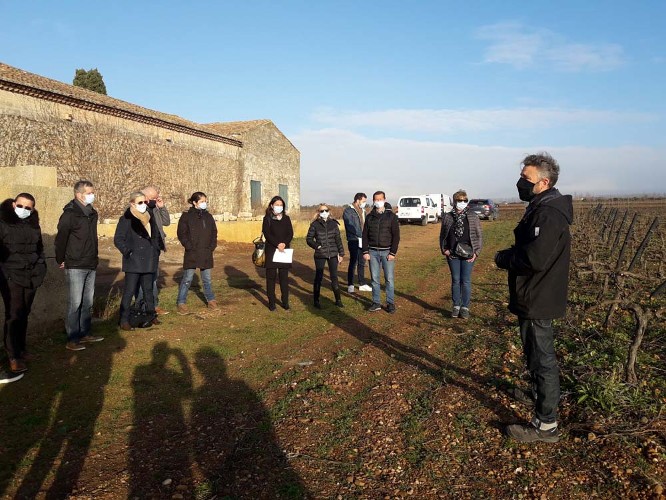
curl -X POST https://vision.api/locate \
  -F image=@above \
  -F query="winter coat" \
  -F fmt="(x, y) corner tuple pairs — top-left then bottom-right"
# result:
(54, 199), (99, 269)
(342, 205), (365, 242)
(362, 203), (400, 256)
(306, 217), (345, 259)
(177, 207), (218, 269)
(114, 208), (165, 274)
(495, 188), (573, 319)
(0, 200), (47, 289)
(440, 210), (483, 256)
(262, 214), (294, 269)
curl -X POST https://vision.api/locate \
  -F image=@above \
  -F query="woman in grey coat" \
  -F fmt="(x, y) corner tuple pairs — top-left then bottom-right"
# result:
(439, 189), (483, 318)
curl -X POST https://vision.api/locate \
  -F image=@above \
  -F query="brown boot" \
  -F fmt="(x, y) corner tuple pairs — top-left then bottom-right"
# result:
(207, 300), (219, 310)
(177, 304), (189, 315)
(9, 359), (27, 373)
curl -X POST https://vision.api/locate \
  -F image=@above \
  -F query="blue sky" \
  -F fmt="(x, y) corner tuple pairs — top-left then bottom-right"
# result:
(1, 0), (664, 203)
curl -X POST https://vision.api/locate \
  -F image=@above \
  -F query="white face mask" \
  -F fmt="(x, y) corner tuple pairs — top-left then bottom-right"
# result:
(320, 210), (330, 219)
(456, 201), (468, 210)
(84, 193), (95, 205)
(273, 205), (284, 214)
(359, 201), (367, 209)
(14, 207), (31, 219)
(197, 202), (208, 210)
(374, 200), (385, 209)
(136, 203), (148, 214)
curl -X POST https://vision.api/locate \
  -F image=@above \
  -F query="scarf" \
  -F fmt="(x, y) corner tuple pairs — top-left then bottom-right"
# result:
(452, 207), (468, 238)
(354, 203), (366, 225)
(130, 206), (152, 237)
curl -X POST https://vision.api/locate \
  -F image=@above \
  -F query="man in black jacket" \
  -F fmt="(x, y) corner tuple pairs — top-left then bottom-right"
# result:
(55, 180), (104, 351)
(495, 153), (573, 443)
(362, 191), (400, 313)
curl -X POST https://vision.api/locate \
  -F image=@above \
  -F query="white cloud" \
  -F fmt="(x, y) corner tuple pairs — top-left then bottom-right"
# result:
(477, 22), (626, 72)
(312, 107), (654, 134)
(291, 128), (665, 205)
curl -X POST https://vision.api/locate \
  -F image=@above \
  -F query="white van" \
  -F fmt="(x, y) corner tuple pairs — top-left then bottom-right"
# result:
(398, 195), (439, 225)
(428, 193), (454, 220)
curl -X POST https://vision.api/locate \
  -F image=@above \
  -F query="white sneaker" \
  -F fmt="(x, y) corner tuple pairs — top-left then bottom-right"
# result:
(347, 285), (355, 293)
(359, 284), (373, 292)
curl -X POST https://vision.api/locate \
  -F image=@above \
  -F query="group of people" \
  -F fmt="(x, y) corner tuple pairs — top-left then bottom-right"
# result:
(0, 153), (573, 445)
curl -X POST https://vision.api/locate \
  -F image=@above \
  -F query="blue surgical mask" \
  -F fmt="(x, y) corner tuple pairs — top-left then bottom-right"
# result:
(198, 202), (208, 210)
(273, 205), (284, 214)
(14, 207), (31, 219)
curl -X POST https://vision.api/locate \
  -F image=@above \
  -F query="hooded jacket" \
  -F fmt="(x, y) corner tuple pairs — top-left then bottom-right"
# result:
(177, 207), (218, 269)
(362, 203), (400, 256)
(114, 208), (165, 274)
(495, 188), (573, 319)
(306, 217), (345, 259)
(0, 199), (47, 289)
(54, 199), (99, 269)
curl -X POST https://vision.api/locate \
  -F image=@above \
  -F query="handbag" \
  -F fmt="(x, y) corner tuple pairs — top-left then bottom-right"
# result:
(454, 242), (474, 259)
(252, 234), (266, 268)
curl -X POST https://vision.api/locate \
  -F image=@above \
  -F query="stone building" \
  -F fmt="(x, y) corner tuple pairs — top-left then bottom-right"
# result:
(0, 62), (300, 219)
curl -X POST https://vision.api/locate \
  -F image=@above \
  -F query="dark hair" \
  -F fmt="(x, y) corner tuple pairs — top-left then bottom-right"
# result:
(522, 152), (559, 187)
(74, 180), (94, 194)
(188, 191), (207, 205)
(15, 192), (36, 205)
(265, 195), (286, 217)
(354, 192), (367, 202)
(372, 191), (386, 200)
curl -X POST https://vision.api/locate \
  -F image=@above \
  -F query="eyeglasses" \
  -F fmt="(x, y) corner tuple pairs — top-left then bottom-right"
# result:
(16, 204), (33, 211)
(135, 201), (146, 205)
(319, 209), (329, 213)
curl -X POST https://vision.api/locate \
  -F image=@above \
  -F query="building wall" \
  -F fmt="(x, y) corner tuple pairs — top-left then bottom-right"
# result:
(240, 123), (301, 215)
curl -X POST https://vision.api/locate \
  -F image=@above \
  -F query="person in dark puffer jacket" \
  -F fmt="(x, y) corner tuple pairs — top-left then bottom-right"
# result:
(0, 194), (47, 379)
(176, 192), (218, 314)
(306, 203), (345, 309)
(362, 191), (400, 313)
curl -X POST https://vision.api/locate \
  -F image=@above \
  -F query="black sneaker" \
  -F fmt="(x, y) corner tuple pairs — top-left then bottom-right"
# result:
(506, 421), (560, 443)
(386, 303), (396, 314)
(0, 370), (24, 384)
(368, 303), (382, 312)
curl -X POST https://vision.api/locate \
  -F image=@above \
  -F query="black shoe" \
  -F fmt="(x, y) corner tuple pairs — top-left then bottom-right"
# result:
(314, 300), (321, 309)
(335, 300), (344, 308)
(506, 421), (560, 443)
(268, 303), (277, 311)
(368, 303), (382, 312)
(506, 386), (536, 408)
(386, 303), (396, 314)
(0, 370), (24, 384)
(282, 303), (290, 311)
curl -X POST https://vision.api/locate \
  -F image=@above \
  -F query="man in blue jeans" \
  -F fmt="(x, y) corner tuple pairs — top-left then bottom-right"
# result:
(495, 153), (573, 443)
(55, 180), (104, 351)
(362, 191), (400, 313)
(342, 192), (372, 294)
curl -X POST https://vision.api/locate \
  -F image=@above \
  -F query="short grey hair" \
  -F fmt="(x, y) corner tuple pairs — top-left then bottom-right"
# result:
(74, 180), (94, 194)
(129, 191), (145, 203)
(522, 152), (560, 187)
(453, 189), (468, 202)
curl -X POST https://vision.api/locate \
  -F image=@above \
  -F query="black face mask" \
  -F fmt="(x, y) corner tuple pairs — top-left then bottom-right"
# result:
(147, 200), (157, 209)
(516, 178), (536, 202)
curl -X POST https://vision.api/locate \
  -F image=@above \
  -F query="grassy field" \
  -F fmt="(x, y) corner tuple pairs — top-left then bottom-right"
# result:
(0, 210), (664, 499)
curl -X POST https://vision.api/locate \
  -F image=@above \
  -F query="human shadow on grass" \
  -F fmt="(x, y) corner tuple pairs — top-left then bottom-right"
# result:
(171, 270), (208, 306)
(224, 265), (269, 307)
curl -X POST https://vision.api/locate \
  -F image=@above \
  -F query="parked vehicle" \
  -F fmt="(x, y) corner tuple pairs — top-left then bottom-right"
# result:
(469, 198), (500, 221)
(429, 193), (453, 220)
(398, 195), (439, 225)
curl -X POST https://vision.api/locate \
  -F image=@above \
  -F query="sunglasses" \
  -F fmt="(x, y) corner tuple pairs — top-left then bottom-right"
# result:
(135, 201), (146, 205)
(319, 209), (329, 213)
(456, 199), (469, 203)
(16, 204), (33, 211)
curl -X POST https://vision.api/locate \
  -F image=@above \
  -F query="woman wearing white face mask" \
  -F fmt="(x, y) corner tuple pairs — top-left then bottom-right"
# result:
(439, 189), (483, 319)
(262, 195), (294, 311)
(0, 193), (47, 381)
(306, 203), (345, 308)
(114, 192), (164, 330)
(176, 192), (218, 314)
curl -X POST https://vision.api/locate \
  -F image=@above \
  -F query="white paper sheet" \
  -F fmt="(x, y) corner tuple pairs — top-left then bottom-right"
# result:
(358, 237), (363, 248)
(272, 248), (294, 263)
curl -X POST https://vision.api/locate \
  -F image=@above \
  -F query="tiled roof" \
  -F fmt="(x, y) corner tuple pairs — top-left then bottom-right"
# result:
(0, 62), (242, 147)
(206, 119), (272, 136)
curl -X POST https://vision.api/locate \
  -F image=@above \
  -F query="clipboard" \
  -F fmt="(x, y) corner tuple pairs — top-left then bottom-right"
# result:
(272, 248), (294, 264)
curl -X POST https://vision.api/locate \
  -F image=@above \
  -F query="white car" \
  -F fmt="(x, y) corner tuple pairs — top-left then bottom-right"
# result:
(428, 193), (454, 220)
(397, 195), (439, 225)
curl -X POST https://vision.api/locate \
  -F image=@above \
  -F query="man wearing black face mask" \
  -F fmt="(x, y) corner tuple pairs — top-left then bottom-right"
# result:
(495, 153), (573, 443)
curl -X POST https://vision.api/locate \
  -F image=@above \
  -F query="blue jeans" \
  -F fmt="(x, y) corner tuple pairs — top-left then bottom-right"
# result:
(135, 271), (159, 307)
(65, 269), (96, 341)
(519, 318), (560, 424)
(177, 268), (215, 305)
(368, 249), (395, 305)
(447, 257), (474, 308)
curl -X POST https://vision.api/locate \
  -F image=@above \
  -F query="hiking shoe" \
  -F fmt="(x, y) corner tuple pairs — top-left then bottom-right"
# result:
(0, 370), (24, 384)
(506, 387), (536, 408)
(80, 335), (104, 343)
(66, 341), (86, 351)
(451, 306), (461, 318)
(176, 304), (189, 315)
(506, 421), (560, 443)
(347, 285), (355, 293)
(386, 303), (396, 314)
(368, 303), (382, 312)
(9, 359), (27, 373)
(151, 317), (161, 326)
(359, 284), (373, 292)
(460, 307), (470, 319)
(155, 307), (170, 315)
(207, 300), (219, 310)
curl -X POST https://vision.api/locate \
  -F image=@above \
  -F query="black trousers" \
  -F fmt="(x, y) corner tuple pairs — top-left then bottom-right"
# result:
(0, 275), (37, 360)
(120, 272), (155, 324)
(315, 257), (340, 291)
(266, 268), (289, 306)
(347, 243), (366, 286)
